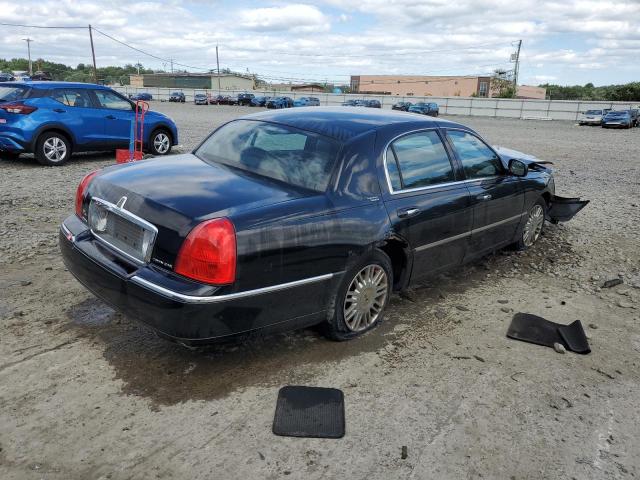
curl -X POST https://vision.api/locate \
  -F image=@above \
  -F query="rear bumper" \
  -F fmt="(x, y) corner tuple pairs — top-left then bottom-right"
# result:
(59, 215), (335, 344)
(0, 132), (30, 153)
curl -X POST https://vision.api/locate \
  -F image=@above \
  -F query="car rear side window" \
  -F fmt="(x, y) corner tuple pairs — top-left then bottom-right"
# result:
(446, 130), (503, 180)
(196, 120), (340, 192)
(51, 89), (93, 108)
(94, 90), (132, 110)
(0, 86), (30, 102)
(386, 130), (455, 190)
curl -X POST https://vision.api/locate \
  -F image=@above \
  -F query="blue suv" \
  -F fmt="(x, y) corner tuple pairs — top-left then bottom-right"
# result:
(0, 82), (178, 166)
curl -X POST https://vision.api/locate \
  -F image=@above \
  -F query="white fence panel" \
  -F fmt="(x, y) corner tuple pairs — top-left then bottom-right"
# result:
(112, 86), (638, 121)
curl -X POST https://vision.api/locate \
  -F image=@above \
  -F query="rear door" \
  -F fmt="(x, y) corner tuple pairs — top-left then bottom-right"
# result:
(49, 88), (104, 148)
(381, 129), (473, 279)
(91, 89), (135, 148)
(444, 129), (524, 256)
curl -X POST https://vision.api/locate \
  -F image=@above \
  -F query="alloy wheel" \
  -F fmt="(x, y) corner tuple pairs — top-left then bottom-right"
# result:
(43, 137), (67, 163)
(522, 204), (544, 247)
(153, 133), (170, 154)
(343, 265), (389, 332)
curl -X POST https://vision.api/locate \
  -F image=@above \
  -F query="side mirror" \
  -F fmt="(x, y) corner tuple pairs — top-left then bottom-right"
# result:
(509, 159), (528, 177)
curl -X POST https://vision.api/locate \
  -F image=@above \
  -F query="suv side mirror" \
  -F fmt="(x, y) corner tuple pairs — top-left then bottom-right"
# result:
(509, 159), (528, 177)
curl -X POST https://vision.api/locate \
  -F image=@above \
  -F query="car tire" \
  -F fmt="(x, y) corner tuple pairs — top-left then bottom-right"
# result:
(324, 250), (393, 341)
(148, 129), (172, 156)
(35, 131), (71, 166)
(514, 198), (546, 250)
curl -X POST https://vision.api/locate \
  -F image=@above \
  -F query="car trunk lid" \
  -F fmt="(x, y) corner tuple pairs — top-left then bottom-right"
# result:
(87, 153), (310, 267)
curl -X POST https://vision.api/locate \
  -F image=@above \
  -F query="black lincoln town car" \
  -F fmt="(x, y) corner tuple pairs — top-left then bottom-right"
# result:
(59, 108), (588, 345)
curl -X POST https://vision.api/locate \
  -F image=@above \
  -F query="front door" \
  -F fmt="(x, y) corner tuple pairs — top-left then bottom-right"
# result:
(444, 129), (524, 256)
(92, 89), (135, 148)
(381, 129), (473, 279)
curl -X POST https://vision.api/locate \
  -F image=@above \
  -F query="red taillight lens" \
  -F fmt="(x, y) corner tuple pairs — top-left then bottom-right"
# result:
(75, 170), (100, 220)
(175, 218), (236, 285)
(0, 102), (37, 114)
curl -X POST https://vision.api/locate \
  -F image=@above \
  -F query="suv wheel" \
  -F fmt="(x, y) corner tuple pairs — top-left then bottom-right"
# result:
(36, 132), (71, 166)
(149, 130), (172, 156)
(324, 250), (393, 341)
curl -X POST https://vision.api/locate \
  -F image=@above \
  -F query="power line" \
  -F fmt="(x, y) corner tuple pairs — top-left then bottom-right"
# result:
(0, 22), (85, 29)
(217, 41), (511, 58)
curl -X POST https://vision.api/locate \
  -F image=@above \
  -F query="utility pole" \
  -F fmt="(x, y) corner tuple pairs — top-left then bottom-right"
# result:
(170, 58), (174, 74)
(22, 38), (33, 75)
(512, 39), (522, 89)
(216, 44), (221, 91)
(88, 25), (98, 84)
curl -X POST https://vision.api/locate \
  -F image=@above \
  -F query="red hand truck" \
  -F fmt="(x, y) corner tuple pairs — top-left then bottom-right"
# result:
(116, 100), (150, 164)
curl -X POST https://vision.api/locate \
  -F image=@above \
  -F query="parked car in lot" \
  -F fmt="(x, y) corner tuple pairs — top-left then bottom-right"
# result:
(60, 107), (587, 345)
(579, 109), (607, 125)
(601, 110), (632, 129)
(250, 96), (269, 107)
(266, 96), (293, 109)
(216, 95), (237, 105)
(237, 93), (255, 106)
(392, 101), (412, 111)
(31, 71), (53, 81)
(630, 109), (639, 127)
(194, 93), (209, 105)
(169, 91), (185, 103)
(0, 72), (15, 82)
(341, 99), (358, 106)
(408, 102), (439, 116)
(129, 92), (153, 101)
(365, 99), (381, 108)
(0, 81), (178, 165)
(293, 97), (321, 107)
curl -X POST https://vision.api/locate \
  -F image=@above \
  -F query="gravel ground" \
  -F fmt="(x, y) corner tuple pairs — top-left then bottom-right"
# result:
(1, 103), (639, 480)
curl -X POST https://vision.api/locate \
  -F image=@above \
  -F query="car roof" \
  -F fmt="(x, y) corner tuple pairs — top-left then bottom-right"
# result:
(241, 106), (466, 142)
(0, 81), (108, 89)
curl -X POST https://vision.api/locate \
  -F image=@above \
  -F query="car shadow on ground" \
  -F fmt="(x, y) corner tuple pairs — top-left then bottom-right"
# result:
(63, 224), (578, 409)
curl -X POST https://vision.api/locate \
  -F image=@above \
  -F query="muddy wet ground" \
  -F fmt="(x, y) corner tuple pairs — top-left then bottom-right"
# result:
(1, 104), (639, 479)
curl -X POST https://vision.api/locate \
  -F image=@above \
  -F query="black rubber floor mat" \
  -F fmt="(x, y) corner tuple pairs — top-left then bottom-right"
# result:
(273, 386), (345, 438)
(507, 313), (590, 354)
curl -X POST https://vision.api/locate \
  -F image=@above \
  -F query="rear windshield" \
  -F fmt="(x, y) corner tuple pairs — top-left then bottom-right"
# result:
(608, 111), (628, 117)
(0, 85), (30, 102)
(586, 110), (602, 115)
(195, 120), (340, 192)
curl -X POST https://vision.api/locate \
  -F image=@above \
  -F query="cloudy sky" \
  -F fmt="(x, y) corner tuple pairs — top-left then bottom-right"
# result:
(1, 0), (639, 86)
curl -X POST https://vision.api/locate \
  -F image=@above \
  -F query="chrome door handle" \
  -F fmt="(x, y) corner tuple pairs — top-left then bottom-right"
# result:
(477, 194), (492, 201)
(398, 207), (420, 218)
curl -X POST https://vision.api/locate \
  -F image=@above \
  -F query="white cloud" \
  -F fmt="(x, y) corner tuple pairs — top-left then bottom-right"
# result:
(0, 0), (638, 86)
(238, 4), (330, 33)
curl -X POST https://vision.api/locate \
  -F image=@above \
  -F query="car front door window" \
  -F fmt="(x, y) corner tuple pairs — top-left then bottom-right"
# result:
(94, 90), (132, 110)
(446, 130), (503, 179)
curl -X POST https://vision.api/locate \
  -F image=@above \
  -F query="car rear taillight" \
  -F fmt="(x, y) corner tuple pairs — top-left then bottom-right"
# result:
(175, 218), (236, 285)
(75, 170), (100, 220)
(0, 102), (37, 114)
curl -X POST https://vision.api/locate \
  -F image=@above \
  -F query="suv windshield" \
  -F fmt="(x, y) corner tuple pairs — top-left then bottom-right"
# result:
(0, 85), (30, 102)
(195, 120), (340, 191)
